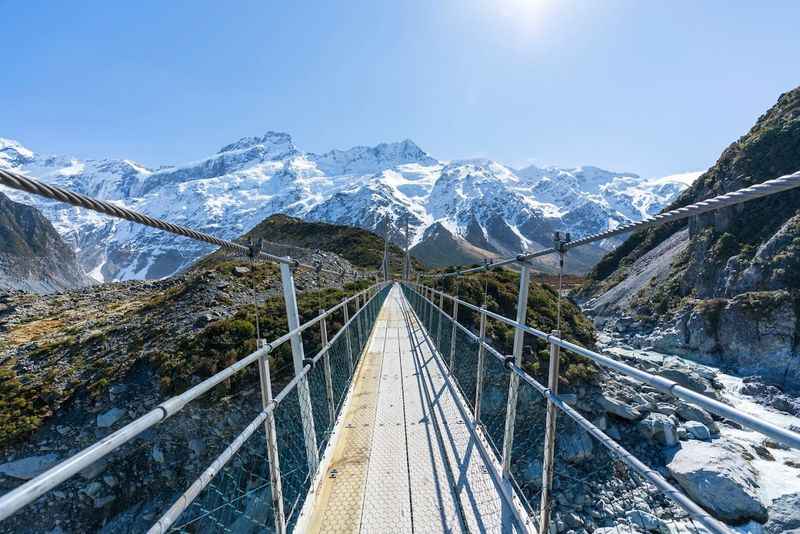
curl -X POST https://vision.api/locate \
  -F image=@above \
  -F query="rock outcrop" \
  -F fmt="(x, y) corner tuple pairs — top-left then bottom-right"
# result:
(0, 192), (93, 293)
(581, 86), (800, 390)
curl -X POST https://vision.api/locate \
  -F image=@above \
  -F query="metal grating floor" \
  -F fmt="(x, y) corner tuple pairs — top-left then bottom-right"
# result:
(303, 285), (531, 533)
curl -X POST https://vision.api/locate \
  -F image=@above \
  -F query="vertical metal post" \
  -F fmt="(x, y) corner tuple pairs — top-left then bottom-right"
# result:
(436, 291), (445, 350)
(539, 330), (561, 534)
(257, 346), (286, 534)
(449, 298), (459, 369)
(474, 306), (488, 422)
(382, 216), (390, 282)
(404, 216), (410, 281)
(279, 262), (319, 474)
(320, 309), (336, 425)
(424, 286), (432, 330)
(501, 264), (530, 479)
(342, 299), (354, 372)
(354, 292), (364, 350)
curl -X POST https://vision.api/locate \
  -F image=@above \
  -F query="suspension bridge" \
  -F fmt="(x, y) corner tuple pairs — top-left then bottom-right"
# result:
(1, 167), (800, 533)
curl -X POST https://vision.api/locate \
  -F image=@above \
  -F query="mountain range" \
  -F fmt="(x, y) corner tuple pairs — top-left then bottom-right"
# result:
(0, 135), (699, 282)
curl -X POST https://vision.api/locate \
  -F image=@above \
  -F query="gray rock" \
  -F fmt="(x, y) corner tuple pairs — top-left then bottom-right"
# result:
(675, 402), (714, 427)
(96, 407), (125, 428)
(598, 395), (643, 421)
(79, 457), (108, 480)
(625, 510), (667, 532)
(660, 364), (718, 399)
(152, 445), (165, 464)
(667, 441), (767, 523)
(638, 413), (678, 447)
(764, 492), (800, 534)
(594, 525), (641, 534)
(233, 266), (250, 276)
(559, 429), (593, 463)
(0, 454), (59, 480)
(683, 421), (711, 441)
(80, 481), (104, 498)
(94, 495), (116, 509)
(522, 459), (543, 488)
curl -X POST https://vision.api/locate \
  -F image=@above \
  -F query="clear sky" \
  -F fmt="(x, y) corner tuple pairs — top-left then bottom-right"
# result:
(3, 0), (799, 178)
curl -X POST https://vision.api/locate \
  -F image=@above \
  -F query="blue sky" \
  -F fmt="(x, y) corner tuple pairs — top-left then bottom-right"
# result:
(3, 0), (799, 177)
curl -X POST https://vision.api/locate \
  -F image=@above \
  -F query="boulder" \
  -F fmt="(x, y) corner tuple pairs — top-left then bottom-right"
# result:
(683, 421), (711, 441)
(667, 441), (767, 523)
(764, 492), (800, 534)
(675, 402), (715, 428)
(598, 395), (643, 421)
(638, 413), (678, 447)
(660, 364), (719, 399)
(0, 454), (59, 480)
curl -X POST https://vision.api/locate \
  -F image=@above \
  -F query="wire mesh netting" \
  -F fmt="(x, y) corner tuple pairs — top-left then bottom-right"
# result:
(160, 285), (391, 533)
(508, 379), (548, 524)
(448, 325), (481, 411)
(547, 413), (711, 534)
(477, 349), (511, 460)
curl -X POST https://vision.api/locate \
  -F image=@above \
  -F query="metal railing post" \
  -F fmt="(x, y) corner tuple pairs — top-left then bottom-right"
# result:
(539, 330), (561, 534)
(342, 298), (355, 372)
(474, 305), (488, 422)
(424, 286), (432, 330)
(354, 292), (364, 349)
(320, 309), (336, 425)
(449, 298), (459, 369)
(501, 264), (530, 479)
(279, 262), (319, 474)
(436, 291), (444, 349)
(257, 344), (286, 534)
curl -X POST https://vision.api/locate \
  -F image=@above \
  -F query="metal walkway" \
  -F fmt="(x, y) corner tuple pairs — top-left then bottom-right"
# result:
(299, 286), (530, 533)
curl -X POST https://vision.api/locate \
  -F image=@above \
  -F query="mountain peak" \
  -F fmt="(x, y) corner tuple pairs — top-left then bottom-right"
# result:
(0, 138), (35, 167)
(217, 131), (296, 155)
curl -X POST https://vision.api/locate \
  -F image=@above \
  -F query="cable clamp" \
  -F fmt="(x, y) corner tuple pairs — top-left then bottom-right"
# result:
(504, 355), (515, 369)
(303, 357), (316, 370)
(247, 238), (263, 259)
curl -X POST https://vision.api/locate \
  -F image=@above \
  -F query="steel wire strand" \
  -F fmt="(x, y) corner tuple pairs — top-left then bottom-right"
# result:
(0, 167), (372, 277)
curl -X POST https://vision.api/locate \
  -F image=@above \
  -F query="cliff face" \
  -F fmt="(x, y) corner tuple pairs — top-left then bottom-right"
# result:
(0, 193), (92, 293)
(581, 87), (800, 389)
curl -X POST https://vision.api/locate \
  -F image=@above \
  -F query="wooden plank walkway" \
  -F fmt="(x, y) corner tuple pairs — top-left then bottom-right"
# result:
(300, 285), (532, 533)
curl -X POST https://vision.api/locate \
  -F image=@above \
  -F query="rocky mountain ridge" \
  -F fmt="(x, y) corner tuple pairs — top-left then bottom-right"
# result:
(0, 136), (697, 281)
(0, 192), (93, 293)
(581, 86), (800, 390)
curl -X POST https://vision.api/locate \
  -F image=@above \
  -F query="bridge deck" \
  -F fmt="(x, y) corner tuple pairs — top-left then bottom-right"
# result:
(301, 285), (529, 533)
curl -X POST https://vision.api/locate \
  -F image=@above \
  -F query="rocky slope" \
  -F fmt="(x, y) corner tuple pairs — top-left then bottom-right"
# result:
(580, 86), (800, 390)
(0, 192), (93, 293)
(0, 218), (391, 532)
(0, 136), (696, 280)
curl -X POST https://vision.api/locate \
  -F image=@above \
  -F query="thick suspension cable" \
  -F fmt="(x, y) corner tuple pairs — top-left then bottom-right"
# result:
(425, 169), (800, 280)
(0, 167), (365, 277)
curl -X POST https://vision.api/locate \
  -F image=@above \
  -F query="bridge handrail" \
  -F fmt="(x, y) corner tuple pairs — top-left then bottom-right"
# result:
(402, 282), (729, 534)
(412, 283), (800, 450)
(149, 281), (390, 533)
(0, 282), (388, 523)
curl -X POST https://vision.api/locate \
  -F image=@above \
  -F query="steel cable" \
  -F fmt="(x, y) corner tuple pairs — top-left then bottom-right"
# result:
(0, 167), (371, 277)
(426, 169), (800, 280)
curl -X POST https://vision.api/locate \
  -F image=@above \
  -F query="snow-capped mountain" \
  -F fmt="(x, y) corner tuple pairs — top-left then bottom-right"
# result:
(0, 134), (700, 280)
